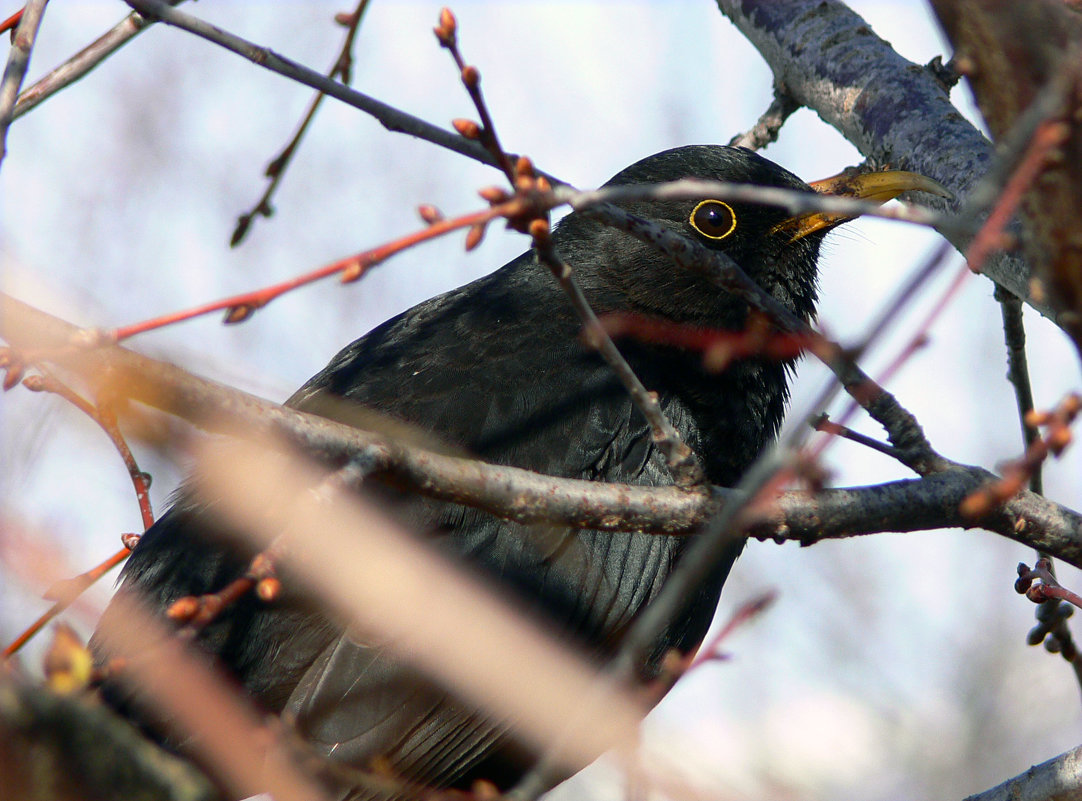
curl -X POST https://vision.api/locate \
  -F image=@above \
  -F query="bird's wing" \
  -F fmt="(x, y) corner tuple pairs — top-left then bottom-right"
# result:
(103, 253), (732, 792)
(275, 256), (701, 789)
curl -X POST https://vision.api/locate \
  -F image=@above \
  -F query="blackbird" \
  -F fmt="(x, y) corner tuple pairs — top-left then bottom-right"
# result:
(93, 145), (937, 798)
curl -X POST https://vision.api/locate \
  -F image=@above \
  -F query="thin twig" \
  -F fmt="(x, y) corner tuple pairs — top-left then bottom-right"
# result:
(20, 371), (154, 528)
(108, 202), (519, 341)
(435, 7), (516, 183)
(2, 546), (130, 658)
(123, 0), (501, 171)
(428, 8), (703, 486)
(812, 414), (902, 460)
(576, 199), (944, 476)
(531, 221), (704, 486)
(0, 8), (24, 35)
(728, 89), (800, 150)
(12, 7), (162, 120)
(0, 368), (155, 657)
(564, 178), (945, 233)
(0, 0), (48, 165)
(798, 116), (1072, 468)
(992, 290), (1080, 686)
(232, 0), (372, 246)
(165, 458), (374, 635)
(961, 394), (1081, 518)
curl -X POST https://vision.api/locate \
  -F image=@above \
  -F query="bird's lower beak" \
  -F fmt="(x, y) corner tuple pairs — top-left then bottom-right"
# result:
(779, 169), (951, 241)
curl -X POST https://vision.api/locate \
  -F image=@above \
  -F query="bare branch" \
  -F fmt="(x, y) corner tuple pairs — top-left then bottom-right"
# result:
(12, 7), (160, 120)
(714, 0), (1047, 320)
(962, 743), (1082, 801)
(232, 0), (373, 246)
(728, 89), (800, 150)
(531, 220), (705, 487)
(0, 0), (48, 166)
(6, 294), (1081, 566)
(123, 0), (501, 171)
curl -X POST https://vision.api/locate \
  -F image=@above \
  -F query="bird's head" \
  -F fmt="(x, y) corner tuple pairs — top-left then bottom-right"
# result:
(554, 144), (945, 328)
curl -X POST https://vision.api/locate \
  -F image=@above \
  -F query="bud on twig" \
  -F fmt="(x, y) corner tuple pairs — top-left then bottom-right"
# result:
(434, 7), (456, 47)
(465, 223), (486, 251)
(452, 118), (482, 140)
(478, 186), (510, 204)
(418, 204), (444, 224)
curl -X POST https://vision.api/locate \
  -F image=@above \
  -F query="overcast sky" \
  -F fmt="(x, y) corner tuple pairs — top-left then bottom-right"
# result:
(3, 3), (1082, 799)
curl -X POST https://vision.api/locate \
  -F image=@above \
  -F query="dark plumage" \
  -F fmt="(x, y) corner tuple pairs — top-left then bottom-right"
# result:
(95, 145), (830, 798)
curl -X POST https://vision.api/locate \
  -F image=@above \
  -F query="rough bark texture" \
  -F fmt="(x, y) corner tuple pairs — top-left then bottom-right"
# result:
(716, 0), (1051, 321)
(962, 743), (1082, 801)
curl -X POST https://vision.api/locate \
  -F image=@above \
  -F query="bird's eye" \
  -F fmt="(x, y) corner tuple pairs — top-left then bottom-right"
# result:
(689, 200), (737, 241)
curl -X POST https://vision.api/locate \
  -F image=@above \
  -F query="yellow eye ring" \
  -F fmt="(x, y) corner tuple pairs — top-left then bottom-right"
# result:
(689, 199), (737, 241)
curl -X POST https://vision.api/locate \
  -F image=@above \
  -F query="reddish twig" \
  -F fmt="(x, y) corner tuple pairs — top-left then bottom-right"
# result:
(107, 201), (521, 342)
(232, 0), (372, 246)
(0, 6), (23, 35)
(642, 591), (777, 704)
(1, 368), (154, 658)
(164, 459), (374, 634)
(687, 590), (777, 670)
(814, 118), (1072, 460)
(434, 7), (515, 184)
(961, 394), (1081, 518)
(965, 120), (1070, 275)
(2, 545), (130, 658)
(19, 370), (155, 529)
(1017, 559), (1082, 658)
(167, 549), (281, 635)
(884, 119), (1071, 380)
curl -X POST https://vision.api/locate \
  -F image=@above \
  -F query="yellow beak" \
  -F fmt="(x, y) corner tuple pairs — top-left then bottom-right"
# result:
(779, 169), (952, 241)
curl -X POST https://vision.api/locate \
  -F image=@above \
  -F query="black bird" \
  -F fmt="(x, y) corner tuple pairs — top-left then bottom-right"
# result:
(93, 145), (937, 798)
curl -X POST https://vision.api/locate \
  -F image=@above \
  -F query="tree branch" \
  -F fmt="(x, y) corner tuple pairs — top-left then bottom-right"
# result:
(962, 743), (1082, 801)
(3, 293), (1082, 567)
(714, 0), (1048, 321)
(122, 0), (500, 171)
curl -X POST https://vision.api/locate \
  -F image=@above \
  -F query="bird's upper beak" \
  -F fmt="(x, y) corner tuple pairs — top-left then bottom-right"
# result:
(778, 169), (952, 241)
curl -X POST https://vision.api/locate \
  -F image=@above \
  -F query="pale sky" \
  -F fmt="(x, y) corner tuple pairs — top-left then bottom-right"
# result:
(2, 3), (1081, 799)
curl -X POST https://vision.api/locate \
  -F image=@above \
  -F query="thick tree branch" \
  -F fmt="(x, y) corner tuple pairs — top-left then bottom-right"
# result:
(3, 293), (1081, 567)
(714, 0), (1048, 322)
